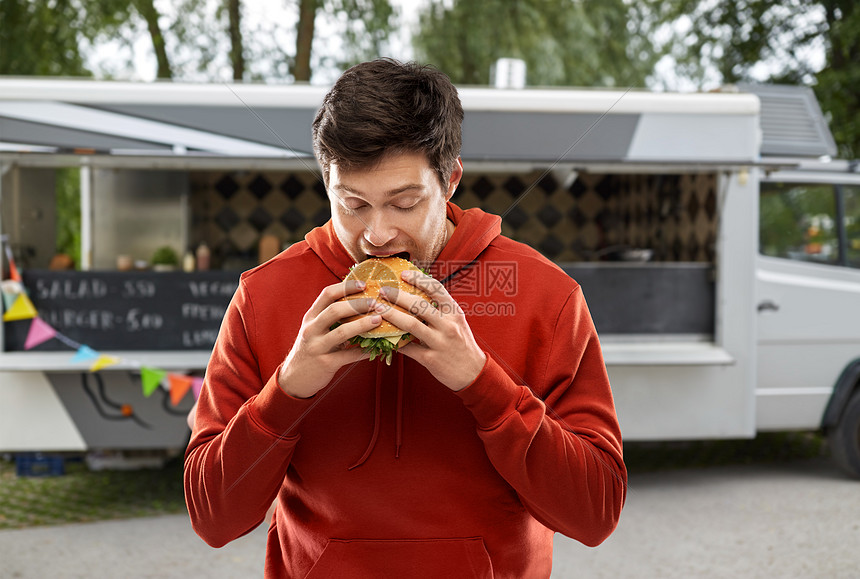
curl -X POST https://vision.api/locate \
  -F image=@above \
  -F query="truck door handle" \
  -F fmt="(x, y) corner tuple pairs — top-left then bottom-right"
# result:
(757, 300), (780, 312)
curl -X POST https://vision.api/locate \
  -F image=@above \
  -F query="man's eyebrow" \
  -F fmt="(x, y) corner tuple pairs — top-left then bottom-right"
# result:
(331, 183), (424, 198)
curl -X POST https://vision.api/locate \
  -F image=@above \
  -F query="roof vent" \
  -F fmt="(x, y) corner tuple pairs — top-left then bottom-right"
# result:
(491, 58), (526, 89)
(737, 84), (837, 158)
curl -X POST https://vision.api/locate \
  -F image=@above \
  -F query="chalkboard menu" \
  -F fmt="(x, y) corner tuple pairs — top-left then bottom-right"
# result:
(3, 270), (240, 352)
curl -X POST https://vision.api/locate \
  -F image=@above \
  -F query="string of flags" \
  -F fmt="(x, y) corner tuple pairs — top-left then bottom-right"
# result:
(2, 237), (202, 406)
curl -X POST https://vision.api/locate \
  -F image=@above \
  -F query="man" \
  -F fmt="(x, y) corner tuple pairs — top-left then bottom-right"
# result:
(185, 59), (626, 578)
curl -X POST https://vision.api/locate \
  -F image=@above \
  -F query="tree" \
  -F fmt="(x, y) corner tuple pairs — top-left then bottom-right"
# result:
(814, 1), (860, 158)
(133, 0), (173, 78)
(0, 0), (90, 76)
(646, 0), (859, 158)
(413, 0), (658, 88)
(293, 0), (395, 82)
(227, 0), (244, 80)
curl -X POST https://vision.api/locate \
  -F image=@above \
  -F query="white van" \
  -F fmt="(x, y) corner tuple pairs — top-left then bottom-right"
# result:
(1, 80), (858, 476)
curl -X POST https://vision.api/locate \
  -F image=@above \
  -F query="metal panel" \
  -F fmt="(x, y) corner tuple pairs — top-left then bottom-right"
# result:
(0, 116), (169, 151)
(563, 263), (715, 335)
(0, 371), (87, 451)
(461, 111), (640, 162)
(94, 104), (318, 157)
(48, 371), (193, 450)
(739, 84), (837, 158)
(0, 102), (298, 157)
(627, 113), (760, 162)
(103, 105), (641, 163)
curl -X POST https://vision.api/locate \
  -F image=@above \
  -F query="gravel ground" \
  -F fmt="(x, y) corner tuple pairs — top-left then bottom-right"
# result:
(1, 455), (857, 578)
(554, 456), (860, 578)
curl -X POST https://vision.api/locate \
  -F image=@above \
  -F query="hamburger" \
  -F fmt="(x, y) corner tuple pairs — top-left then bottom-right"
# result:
(339, 256), (433, 364)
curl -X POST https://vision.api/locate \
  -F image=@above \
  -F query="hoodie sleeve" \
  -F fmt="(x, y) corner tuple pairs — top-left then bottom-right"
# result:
(455, 286), (626, 547)
(184, 278), (315, 548)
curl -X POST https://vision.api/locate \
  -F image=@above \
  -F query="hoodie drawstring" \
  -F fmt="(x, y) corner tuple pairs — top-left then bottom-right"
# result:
(348, 363), (383, 470)
(348, 356), (405, 469)
(395, 357), (404, 458)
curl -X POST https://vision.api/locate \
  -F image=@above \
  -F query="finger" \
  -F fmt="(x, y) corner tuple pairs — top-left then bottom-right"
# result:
(393, 340), (428, 363)
(400, 269), (447, 300)
(324, 312), (383, 349)
(329, 344), (371, 365)
(398, 270), (463, 314)
(306, 280), (367, 320)
(378, 285), (445, 325)
(313, 296), (377, 331)
(378, 304), (433, 346)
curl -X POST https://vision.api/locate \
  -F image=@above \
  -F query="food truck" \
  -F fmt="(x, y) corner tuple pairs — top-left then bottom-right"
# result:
(1, 79), (858, 476)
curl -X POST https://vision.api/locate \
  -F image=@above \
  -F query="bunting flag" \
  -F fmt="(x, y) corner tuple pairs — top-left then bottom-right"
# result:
(141, 367), (167, 397)
(1, 238), (201, 404)
(2, 293), (37, 321)
(24, 317), (57, 350)
(168, 373), (194, 406)
(2, 289), (17, 311)
(7, 257), (21, 283)
(3, 240), (21, 283)
(71, 345), (100, 363)
(1, 280), (25, 310)
(90, 354), (120, 372)
(191, 376), (204, 400)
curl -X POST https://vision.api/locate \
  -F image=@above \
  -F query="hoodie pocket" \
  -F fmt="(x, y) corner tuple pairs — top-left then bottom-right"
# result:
(304, 537), (493, 579)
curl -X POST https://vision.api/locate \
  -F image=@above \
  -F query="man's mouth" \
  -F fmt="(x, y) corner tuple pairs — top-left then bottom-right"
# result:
(366, 251), (411, 262)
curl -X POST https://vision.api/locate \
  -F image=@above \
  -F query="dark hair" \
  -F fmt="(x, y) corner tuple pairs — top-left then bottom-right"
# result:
(312, 58), (463, 188)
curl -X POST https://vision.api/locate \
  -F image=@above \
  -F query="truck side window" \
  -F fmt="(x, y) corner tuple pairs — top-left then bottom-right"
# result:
(845, 186), (860, 268)
(760, 183), (838, 264)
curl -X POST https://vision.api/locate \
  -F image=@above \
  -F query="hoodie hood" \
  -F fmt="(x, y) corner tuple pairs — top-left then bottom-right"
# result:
(304, 201), (502, 468)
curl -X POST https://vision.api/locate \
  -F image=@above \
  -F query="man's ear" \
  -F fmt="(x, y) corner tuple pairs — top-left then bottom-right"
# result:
(445, 157), (464, 201)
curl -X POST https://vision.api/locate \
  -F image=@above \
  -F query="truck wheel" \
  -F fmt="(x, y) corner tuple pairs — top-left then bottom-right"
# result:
(829, 389), (860, 479)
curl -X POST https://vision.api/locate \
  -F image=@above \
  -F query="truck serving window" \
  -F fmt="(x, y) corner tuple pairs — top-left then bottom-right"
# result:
(760, 182), (838, 264)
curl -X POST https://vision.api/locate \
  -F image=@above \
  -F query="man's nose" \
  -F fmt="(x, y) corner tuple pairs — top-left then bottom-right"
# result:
(364, 214), (397, 247)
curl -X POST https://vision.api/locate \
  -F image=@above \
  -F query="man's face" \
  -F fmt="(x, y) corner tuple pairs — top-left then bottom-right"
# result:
(327, 151), (462, 269)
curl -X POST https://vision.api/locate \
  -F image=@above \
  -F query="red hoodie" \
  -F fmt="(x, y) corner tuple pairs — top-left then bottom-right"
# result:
(185, 202), (626, 578)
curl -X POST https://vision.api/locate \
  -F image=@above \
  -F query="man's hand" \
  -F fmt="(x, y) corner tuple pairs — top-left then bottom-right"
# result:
(378, 270), (486, 391)
(277, 280), (384, 399)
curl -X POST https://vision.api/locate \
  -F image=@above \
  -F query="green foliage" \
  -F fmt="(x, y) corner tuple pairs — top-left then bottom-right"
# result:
(0, 0), (90, 75)
(814, 1), (860, 159)
(348, 334), (408, 365)
(645, 0), (824, 86)
(623, 431), (826, 473)
(55, 168), (82, 269)
(413, 0), (658, 88)
(645, 0), (860, 159)
(329, 0), (396, 71)
(151, 246), (180, 266)
(759, 183), (837, 259)
(0, 455), (186, 529)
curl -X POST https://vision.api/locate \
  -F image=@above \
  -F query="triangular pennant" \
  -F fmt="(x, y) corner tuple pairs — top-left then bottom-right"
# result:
(90, 354), (120, 372)
(2, 289), (17, 311)
(2, 293), (37, 321)
(141, 367), (167, 398)
(191, 376), (204, 400)
(24, 317), (57, 350)
(3, 240), (22, 282)
(71, 345), (99, 363)
(8, 258), (21, 283)
(168, 374), (194, 406)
